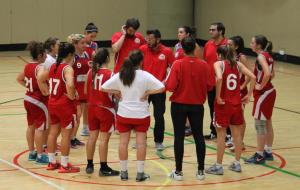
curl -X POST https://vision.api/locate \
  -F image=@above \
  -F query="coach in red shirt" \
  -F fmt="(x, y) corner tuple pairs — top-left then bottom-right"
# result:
(112, 18), (145, 73)
(140, 29), (174, 150)
(166, 37), (209, 180)
(203, 22), (228, 140)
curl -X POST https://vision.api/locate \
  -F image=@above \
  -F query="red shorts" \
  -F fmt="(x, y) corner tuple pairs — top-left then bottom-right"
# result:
(49, 103), (76, 129)
(116, 115), (150, 133)
(214, 103), (244, 128)
(88, 105), (115, 132)
(24, 99), (48, 131)
(252, 88), (276, 120)
(76, 83), (87, 102)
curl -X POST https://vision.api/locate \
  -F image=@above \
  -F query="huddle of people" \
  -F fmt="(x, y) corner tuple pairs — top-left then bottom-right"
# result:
(17, 18), (276, 182)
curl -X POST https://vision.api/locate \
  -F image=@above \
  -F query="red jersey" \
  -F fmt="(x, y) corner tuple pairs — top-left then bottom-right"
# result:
(111, 32), (145, 73)
(174, 42), (185, 60)
(86, 68), (114, 108)
(236, 53), (248, 96)
(219, 60), (241, 105)
(23, 63), (46, 101)
(166, 57), (210, 104)
(203, 38), (228, 86)
(48, 63), (74, 106)
(140, 44), (175, 81)
(73, 52), (90, 100)
(254, 51), (274, 93)
(85, 41), (98, 60)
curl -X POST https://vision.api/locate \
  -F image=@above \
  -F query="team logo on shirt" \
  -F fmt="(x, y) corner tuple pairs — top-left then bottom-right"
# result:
(134, 38), (141, 44)
(158, 54), (166, 60)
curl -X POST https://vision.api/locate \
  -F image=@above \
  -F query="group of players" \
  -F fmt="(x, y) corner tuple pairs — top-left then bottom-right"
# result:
(17, 18), (276, 182)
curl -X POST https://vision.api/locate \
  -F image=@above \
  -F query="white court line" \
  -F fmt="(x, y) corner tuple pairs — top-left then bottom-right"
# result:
(0, 158), (64, 190)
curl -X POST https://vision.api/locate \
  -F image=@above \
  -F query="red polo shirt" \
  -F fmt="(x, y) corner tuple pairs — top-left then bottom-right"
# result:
(165, 56), (210, 105)
(140, 44), (175, 81)
(203, 38), (228, 86)
(111, 32), (145, 73)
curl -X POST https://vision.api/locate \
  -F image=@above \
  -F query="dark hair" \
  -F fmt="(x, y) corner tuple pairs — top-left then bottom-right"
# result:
(181, 37), (196, 55)
(92, 48), (109, 88)
(119, 50), (143, 87)
(85, 22), (98, 33)
(56, 43), (75, 72)
(230, 36), (245, 54)
(254, 35), (273, 53)
(125, 18), (140, 30)
(146, 29), (161, 38)
(180, 26), (196, 37)
(44, 37), (59, 52)
(217, 45), (237, 68)
(26, 41), (45, 60)
(211, 22), (225, 36)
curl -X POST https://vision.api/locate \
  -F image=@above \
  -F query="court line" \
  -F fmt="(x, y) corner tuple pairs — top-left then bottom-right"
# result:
(0, 98), (23, 105)
(0, 158), (65, 190)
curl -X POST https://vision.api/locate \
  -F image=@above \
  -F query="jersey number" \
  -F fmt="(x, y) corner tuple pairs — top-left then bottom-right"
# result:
(25, 77), (33, 92)
(226, 74), (238, 90)
(93, 74), (104, 91)
(49, 78), (60, 95)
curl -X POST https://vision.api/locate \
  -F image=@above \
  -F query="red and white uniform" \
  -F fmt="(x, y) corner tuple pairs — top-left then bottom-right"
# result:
(203, 38), (228, 87)
(86, 68), (115, 132)
(252, 52), (276, 120)
(48, 63), (76, 129)
(111, 32), (145, 73)
(140, 44), (175, 82)
(73, 52), (90, 102)
(174, 42), (185, 60)
(236, 53), (248, 100)
(213, 61), (244, 128)
(23, 63), (48, 130)
(85, 41), (98, 60)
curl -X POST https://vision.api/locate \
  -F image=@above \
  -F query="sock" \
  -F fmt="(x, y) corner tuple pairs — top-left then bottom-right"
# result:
(37, 154), (42, 159)
(87, 159), (93, 166)
(100, 162), (108, 170)
(216, 163), (223, 168)
(71, 137), (76, 141)
(233, 160), (240, 165)
(264, 145), (272, 153)
(83, 124), (88, 129)
(256, 151), (264, 156)
(29, 150), (36, 155)
(48, 153), (56, 164)
(43, 144), (47, 149)
(61, 156), (69, 167)
(120, 160), (128, 172)
(136, 160), (145, 173)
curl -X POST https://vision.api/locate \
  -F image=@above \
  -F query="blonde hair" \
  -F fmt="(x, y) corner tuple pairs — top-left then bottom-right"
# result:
(67, 34), (85, 44)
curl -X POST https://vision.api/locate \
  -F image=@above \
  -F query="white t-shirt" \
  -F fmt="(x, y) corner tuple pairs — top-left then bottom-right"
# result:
(102, 70), (164, 118)
(41, 54), (56, 70)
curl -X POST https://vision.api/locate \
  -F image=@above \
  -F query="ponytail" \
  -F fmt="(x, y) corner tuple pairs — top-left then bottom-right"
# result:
(91, 48), (109, 88)
(254, 35), (273, 53)
(119, 50), (143, 87)
(217, 45), (237, 68)
(265, 41), (273, 53)
(55, 43), (75, 72)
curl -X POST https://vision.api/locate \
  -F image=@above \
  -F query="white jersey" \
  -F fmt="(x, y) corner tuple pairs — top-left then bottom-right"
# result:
(102, 70), (164, 118)
(41, 54), (56, 70)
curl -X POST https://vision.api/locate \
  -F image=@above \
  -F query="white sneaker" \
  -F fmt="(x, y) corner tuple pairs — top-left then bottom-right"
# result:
(196, 170), (205, 180)
(155, 143), (165, 151)
(169, 170), (183, 181)
(225, 136), (234, 147)
(80, 127), (90, 136)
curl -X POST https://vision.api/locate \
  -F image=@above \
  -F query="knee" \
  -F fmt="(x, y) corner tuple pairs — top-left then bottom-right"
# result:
(255, 119), (267, 135)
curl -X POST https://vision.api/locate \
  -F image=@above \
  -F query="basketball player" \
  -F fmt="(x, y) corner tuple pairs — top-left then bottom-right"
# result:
(84, 23), (99, 61)
(46, 43), (80, 173)
(245, 35), (276, 164)
(16, 41), (49, 164)
(84, 48), (119, 176)
(206, 45), (255, 175)
(42, 37), (60, 70)
(101, 50), (165, 182)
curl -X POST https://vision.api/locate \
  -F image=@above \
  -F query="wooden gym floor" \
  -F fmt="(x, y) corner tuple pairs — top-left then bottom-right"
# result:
(0, 51), (299, 190)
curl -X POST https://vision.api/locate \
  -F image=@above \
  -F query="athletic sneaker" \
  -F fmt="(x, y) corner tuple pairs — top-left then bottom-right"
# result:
(263, 151), (274, 161)
(58, 163), (80, 173)
(46, 162), (61, 170)
(244, 153), (265, 164)
(70, 139), (78, 149)
(36, 154), (49, 165)
(228, 162), (242, 172)
(206, 164), (224, 175)
(136, 172), (150, 182)
(185, 126), (192, 137)
(99, 167), (120, 176)
(204, 133), (217, 140)
(80, 127), (90, 136)
(196, 170), (205, 180)
(28, 151), (37, 161)
(169, 170), (183, 181)
(120, 170), (128, 181)
(155, 143), (165, 151)
(86, 164), (94, 174)
(225, 136), (234, 147)
(74, 138), (85, 146)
